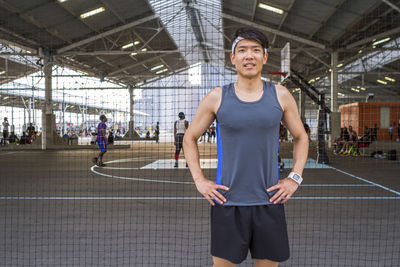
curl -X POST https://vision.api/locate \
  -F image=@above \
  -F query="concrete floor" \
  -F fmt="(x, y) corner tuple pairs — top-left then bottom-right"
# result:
(0, 142), (399, 266)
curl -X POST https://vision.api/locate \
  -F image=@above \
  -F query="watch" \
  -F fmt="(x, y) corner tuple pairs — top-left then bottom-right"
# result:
(288, 172), (303, 185)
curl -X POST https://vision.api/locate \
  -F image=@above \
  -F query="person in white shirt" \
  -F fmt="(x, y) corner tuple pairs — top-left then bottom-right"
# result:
(174, 112), (189, 168)
(2, 117), (9, 145)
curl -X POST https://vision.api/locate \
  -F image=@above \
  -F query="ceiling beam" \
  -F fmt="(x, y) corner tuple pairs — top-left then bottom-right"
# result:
(0, 0), (72, 44)
(57, 14), (158, 54)
(222, 12), (325, 49)
(272, 0), (296, 45)
(108, 54), (166, 76)
(382, 0), (400, 14)
(346, 27), (400, 49)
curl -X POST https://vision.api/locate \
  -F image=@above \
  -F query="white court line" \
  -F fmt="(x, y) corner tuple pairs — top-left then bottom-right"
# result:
(1, 196), (399, 200)
(329, 166), (400, 196)
(90, 165), (194, 184)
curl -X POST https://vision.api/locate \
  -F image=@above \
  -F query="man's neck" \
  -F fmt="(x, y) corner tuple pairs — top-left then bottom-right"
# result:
(235, 75), (263, 93)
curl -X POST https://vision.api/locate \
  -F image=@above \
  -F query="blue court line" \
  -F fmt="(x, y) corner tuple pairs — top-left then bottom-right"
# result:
(1, 196), (399, 200)
(329, 166), (400, 196)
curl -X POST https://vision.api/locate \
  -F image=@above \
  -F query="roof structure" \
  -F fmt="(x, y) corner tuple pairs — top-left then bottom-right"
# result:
(0, 0), (399, 105)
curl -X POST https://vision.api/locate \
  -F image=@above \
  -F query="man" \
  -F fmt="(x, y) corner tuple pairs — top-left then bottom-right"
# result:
(174, 112), (189, 168)
(92, 114), (107, 166)
(183, 27), (309, 267)
(208, 123), (216, 143)
(2, 117), (9, 145)
(155, 121), (160, 143)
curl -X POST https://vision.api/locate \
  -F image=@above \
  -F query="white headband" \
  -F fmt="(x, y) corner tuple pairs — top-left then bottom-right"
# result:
(231, 36), (267, 54)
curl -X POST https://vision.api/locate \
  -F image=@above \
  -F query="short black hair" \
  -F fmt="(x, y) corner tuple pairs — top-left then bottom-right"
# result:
(232, 27), (269, 53)
(99, 114), (106, 121)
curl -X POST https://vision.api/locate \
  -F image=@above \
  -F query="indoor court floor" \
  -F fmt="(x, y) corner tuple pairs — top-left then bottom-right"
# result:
(0, 143), (399, 266)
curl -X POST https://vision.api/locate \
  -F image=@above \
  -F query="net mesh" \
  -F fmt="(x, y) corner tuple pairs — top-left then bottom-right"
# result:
(0, 0), (399, 266)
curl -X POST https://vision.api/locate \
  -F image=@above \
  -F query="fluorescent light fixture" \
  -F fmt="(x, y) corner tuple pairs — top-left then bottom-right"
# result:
(372, 45), (376, 49)
(315, 77), (320, 80)
(122, 40), (140, 49)
(358, 50), (362, 54)
(131, 52), (138, 56)
(0, 70), (5, 75)
(308, 79), (315, 83)
(151, 64), (164, 71)
(258, 3), (284, 14)
(156, 68), (168, 74)
(3, 96), (9, 100)
(385, 76), (395, 82)
(122, 43), (134, 49)
(337, 63), (343, 67)
(351, 88), (360, 92)
(360, 87), (366, 91)
(372, 37), (390, 46)
(136, 82), (144, 86)
(377, 79), (387, 85)
(141, 48), (147, 51)
(58, 0), (68, 3)
(80, 7), (105, 19)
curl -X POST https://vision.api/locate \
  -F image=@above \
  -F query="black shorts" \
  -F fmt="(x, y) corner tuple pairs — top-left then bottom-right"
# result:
(211, 204), (289, 264)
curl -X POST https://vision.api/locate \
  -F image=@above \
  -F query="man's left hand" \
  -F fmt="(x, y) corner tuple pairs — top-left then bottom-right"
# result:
(267, 178), (299, 204)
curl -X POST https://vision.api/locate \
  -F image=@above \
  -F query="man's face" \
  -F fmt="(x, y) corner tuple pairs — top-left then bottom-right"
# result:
(230, 39), (268, 79)
(179, 115), (184, 120)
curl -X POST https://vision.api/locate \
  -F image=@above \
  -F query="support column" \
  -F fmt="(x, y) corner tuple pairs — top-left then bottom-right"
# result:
(330, 51), (341, 147)
(122, 86), (140, 140)
(298, 90), (306, 122)
(40, 53), (62, 148)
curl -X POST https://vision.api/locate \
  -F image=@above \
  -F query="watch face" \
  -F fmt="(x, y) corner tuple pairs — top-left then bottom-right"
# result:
(293, 174), (300, 181)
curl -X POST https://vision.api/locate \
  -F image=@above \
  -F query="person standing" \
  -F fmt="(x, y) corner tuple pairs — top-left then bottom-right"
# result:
(2, 117), (9, 145)
(389, 123), (393, 141)
(92, 115), (107, 166)
(183, 27), (308, 266)
(155, 121), (160, 143)
(174, 112), (189, 168)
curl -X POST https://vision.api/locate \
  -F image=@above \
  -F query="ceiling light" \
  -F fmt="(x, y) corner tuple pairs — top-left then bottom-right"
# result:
(122, 42), (134, 49)
(377, 79), (387, 85)
(372, 37), (390, 46)
(3, 96), (9, 100)
(258, 3), (284, 14)
(358, 50), (362, 54)
(58, 0), (68, 3)
(136, 82), (144, 86)
(337, 63), (343, 68)
(80, 7), (105, 19)
(351, 88), (360, 92)
(385, 76), (395, 82)
(131, 52), (138, 56)
(151, 64), (164, 71)
(122, 41), (140, 49)
(141, 48), (147, 51)
(0, 70), (5, 75)
(360, 87), (366, 91)
(156, 68), (168, 74)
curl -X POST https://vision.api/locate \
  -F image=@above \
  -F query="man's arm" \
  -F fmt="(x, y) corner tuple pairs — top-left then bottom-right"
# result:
(183, 87), (229, 206)
(268, 84), (309, 204)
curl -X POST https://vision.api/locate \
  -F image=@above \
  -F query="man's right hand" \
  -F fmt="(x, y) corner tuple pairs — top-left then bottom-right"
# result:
(194, 178), (229, 206)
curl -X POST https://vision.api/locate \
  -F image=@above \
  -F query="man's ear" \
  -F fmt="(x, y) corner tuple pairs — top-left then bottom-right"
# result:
(230, 53), (236, 66)
(263, 52), (268, 65)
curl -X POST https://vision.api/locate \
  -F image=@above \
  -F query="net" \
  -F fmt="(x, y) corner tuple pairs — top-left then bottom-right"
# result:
(0, 0), (399, 266)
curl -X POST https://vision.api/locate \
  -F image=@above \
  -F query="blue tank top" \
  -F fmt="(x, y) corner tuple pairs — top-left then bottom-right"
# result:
(216, 81), (283, 206)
